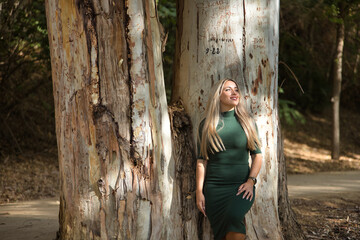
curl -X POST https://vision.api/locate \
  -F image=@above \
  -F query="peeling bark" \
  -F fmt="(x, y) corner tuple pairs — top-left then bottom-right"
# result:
(46, 0), (300, 239)
(169, 101), (200, 239)
(45, 0), (183, 239)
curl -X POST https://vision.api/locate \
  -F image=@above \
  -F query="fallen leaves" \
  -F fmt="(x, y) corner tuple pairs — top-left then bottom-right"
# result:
(291, 195), (360, 240)
(0, 151), (59, 204)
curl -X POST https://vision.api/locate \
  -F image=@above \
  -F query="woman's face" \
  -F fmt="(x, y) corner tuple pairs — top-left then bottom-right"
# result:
(219, 80), (239, 111)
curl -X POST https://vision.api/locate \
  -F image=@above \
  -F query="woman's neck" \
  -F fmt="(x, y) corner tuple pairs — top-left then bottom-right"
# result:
(220, 106), (235, 113)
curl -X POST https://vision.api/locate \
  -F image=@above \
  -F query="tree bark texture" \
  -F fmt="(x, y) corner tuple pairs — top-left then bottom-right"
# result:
(174, 0), (286, 239)
(277, 122), (305, 240)
(331, 21), (345, 160)
(45, 0), (193, 239)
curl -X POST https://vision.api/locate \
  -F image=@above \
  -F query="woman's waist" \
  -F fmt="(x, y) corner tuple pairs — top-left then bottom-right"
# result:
(205, 164), (250, 183)
(206, 161), (250, 167)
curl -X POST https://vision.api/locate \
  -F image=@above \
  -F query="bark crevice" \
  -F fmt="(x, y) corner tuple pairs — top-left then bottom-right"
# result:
(79, 0), (101, 103)
(169, 100), (199, 240)
(123, 0), (136, 166)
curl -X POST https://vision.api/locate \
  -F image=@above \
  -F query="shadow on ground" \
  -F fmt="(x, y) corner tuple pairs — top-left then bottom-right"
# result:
(0, 198), (59, 240)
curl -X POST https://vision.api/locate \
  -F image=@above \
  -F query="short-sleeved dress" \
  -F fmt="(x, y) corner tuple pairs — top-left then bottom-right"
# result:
(197, 109), (261, 240)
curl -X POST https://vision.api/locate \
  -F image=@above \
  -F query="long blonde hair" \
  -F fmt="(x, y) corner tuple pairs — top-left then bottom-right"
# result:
(198, 78), (261, 160)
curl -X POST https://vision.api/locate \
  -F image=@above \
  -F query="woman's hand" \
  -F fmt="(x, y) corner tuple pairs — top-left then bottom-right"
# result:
(236, 179), (254, 201)
(196, 190), (207, 217)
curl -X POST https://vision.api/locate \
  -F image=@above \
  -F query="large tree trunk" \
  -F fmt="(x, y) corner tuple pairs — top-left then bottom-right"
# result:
(45, 0), (194, 239)
(173, 0), (301, 239)
(331, 21), (345, 160)
(46, 0), (301, 239)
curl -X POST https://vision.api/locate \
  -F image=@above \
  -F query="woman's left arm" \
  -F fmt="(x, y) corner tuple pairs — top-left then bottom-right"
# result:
(236, 153), (262, 200)
(248, 153), (262, 180)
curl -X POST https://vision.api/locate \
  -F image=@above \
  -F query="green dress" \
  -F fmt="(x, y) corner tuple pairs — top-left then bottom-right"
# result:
(197, 109), (261, 240)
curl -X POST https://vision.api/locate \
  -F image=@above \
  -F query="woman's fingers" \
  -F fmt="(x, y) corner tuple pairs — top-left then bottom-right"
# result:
(236, 184), (245, 195)
(197, 201), (206, 217)
(196, 193), (207, 217)
(237, 183), (253, 201)
(201, 202), (207, 217)
(243, 191), (252, 200)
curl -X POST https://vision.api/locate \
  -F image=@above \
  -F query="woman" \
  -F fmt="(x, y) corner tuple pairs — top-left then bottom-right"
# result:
(196, 78), (263, 240)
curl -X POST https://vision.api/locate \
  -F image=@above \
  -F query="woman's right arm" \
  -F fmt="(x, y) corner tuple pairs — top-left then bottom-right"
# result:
(196, 159), (207, 217)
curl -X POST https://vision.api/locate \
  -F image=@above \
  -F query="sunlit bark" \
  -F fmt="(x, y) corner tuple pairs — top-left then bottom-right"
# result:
(45, 0), (185, 239)
(174, 0), (302, 239)
(46, 0), (302, 239)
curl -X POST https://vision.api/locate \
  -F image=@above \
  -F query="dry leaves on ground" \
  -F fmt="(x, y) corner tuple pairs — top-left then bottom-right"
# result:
(291, 194), (360, 240)
(0, 151), (59, 204)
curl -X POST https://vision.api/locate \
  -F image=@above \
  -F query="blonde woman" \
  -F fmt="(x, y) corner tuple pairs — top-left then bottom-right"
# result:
(196, 79), (263, 240)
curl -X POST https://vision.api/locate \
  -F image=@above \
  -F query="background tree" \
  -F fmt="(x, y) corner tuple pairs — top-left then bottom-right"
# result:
(279, 0), (360, 159)
(330, 1), (346, 160)
(324, 0), (360, 160)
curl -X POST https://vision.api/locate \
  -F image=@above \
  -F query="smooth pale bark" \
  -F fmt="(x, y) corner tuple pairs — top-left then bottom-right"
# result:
(45, 0), (188, 239)
(173, 0), (297, 239)
(331, 21), (345, 160)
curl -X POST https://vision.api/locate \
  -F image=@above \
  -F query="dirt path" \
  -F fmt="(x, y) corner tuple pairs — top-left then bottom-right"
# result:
(287, 170), (360, 198)
(0, 171), (359, 240)
(288, 171), (360, 240)
(0, 199), (59, 240)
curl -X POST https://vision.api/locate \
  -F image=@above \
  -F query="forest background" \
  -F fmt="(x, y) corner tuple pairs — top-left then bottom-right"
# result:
(0, 0), (359, 239)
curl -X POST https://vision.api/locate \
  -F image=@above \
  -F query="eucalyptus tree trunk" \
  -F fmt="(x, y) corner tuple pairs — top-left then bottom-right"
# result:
(173, 0), (302, 239)
(46, 0), (301, 239)
(331, 21), (345, 160)
(45, 0), (192, 239)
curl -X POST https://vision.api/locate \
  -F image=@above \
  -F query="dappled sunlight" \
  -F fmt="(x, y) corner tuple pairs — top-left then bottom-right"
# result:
(283, 108), (360, 174)
(0, 199), (59, 218)
(289, 183), (360, 197)
(288, 171), (360, 198)
(284, 137), (360, 173)
(284, 138), (332, 162)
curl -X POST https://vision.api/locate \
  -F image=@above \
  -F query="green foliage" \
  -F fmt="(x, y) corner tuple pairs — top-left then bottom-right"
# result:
(279, 0), (360, 114)
(157, 0), (176, 101)
(0, 0), (54, 153)
(279, 99), (306, 125)
(279, 88), (306, 125)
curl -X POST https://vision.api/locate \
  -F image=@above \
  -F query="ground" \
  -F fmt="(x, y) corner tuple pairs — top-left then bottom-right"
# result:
(291, 194), (360, 240)
(283, 108), (360, 240)
(0, 108), (359, 239)
(288, 171), (360, 240)
(0, 149), (58, 203)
